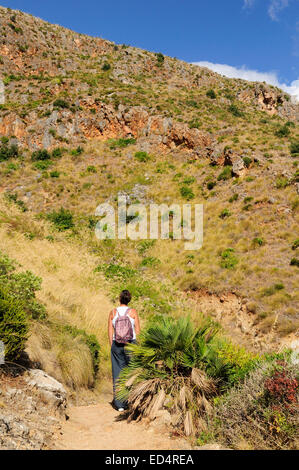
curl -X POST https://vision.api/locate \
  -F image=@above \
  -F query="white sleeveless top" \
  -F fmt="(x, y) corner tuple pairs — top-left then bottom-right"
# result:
(112, 306), (136, 341)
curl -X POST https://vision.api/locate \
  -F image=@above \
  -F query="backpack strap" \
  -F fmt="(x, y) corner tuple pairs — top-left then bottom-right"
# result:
(112, 308), (118, 319)
(124, 307), (131, 316)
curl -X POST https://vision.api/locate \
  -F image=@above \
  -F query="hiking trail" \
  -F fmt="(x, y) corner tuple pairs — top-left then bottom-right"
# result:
(53, 386), (191, 450)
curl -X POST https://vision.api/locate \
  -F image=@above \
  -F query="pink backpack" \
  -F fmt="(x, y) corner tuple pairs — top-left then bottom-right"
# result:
(114, 307), (134, 344)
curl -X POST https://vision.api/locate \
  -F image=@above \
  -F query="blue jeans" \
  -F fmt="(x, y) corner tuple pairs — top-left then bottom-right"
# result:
(111, 340), (136, 409)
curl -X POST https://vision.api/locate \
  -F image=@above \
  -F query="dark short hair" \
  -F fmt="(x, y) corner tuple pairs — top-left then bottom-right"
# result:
(120, 289), (131, 305)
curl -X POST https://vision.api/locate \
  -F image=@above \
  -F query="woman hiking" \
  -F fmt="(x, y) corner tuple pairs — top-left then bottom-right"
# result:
(108, 290), (140, 411)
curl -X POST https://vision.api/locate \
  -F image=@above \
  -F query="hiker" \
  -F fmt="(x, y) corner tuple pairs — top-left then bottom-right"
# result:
(108, 289), (140, 411)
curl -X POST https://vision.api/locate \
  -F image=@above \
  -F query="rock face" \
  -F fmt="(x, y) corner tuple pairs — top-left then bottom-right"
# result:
(0, 99), (213, 153)
(0, 369), (65, 450)
(0, 79), (4, 105)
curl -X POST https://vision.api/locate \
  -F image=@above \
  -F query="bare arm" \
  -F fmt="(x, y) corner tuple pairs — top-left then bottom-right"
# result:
(108, 310), (114, 346)
(131, 309), (140, 337)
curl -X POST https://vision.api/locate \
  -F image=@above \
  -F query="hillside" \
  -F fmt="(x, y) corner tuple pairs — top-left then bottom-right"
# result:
(0, 5), (299, 363)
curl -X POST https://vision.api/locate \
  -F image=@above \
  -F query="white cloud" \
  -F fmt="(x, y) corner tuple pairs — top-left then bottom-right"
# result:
(243, 0), (291, 20)
(193, 61), (299, 102)
(243, 0), (255, 8)
(268, 0), (290, 21)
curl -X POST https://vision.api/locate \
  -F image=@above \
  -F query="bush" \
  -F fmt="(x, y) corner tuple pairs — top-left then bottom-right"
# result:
(52, 147), (64, 159)
(0, 286), (28, 360)
(94, 263), (136, 280)
(180, 186), (195, 200)
(140, 257), (160, 267)
(109, 138), (136, 149)
(229, 193), (238, 203)
(207, 181), (216, 190)
(33, 160), (52, 170)
(292, 239), (299, 250)
(53, 99), (69, 109)
(219, 208), (231, 219)
(213, 359), (298, 449)
(0, 251), (46, 321)
(87, 165), (97, 173)
(31, 149), (51, 161)
(71, 146), (84, 156)
(220, 248), (238, 269)
(290, 140), (299, 155)
(276, 176), (289, 189)
(242, 156), (252, 168)
(156, 52), (164, 66)
(0, 141), (19, 161)
(5, 192), (28, 212)
(253, 237), (264, 247)
(228, 104), (243, 117)
(218, 166), (232, 181)
(47, 207), (74, 231)
(135, 151), (150, 162)
(102, 62), (111, 71)
(290, 258), (299, 267)
(275, 125), (291, 138)
(206, 89), (216, 99)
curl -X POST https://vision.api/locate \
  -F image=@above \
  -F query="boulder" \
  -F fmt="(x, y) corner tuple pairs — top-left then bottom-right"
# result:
(25, 369), (67, 413)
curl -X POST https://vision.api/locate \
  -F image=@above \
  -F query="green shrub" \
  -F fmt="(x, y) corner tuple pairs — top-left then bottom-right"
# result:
(135, 151), (150, 162)
(87, 165), (97, 173)
(276, 176), (289, 189)
(261, 283), (285, 297)
(31, 149), (51, 161)
(33, 160), (52, 170)
(219, 208), (231, 219)
(0, 286), (28, 360)
(52, 147), (64, 159)
(0, 249), (47, 334)
(156, 52), (164, 66)
(5, 193), (27, 212)
(47, 207), (74, 231)
(291, 239), (299, 250)
(71, 146), (84, 156)
(218, 166), (232, 181)
(53, 99), (69, 109)
(290, 140), (299, 155)
(229, 193), (238, 203)
(50, 170), (60, 178)
(206, 89), (216, 99)
(207, 181), (217, 190)
(102, 62), (111, 71)
(228, 104), (243, 117)
(220, 248), (238, 269)
(0, 142), (19, 161)
(275, 125), (291, 138)
(94, 263), (136, 280)
(180, 186), (195, 200)
(242, 156), (252, 168)
(188, 119), (201, 129)
(290, 258), (299, 267)
(109, 138), (136, 149)
(140, 257), (160, 267)
(253, 237), (264, 247)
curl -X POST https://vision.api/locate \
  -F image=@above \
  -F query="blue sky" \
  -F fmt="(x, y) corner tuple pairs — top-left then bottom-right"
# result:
(1, 0), (299, 98)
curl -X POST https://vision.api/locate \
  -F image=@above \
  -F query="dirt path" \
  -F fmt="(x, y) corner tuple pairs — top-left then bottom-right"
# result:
(54, 390), (191, 450)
